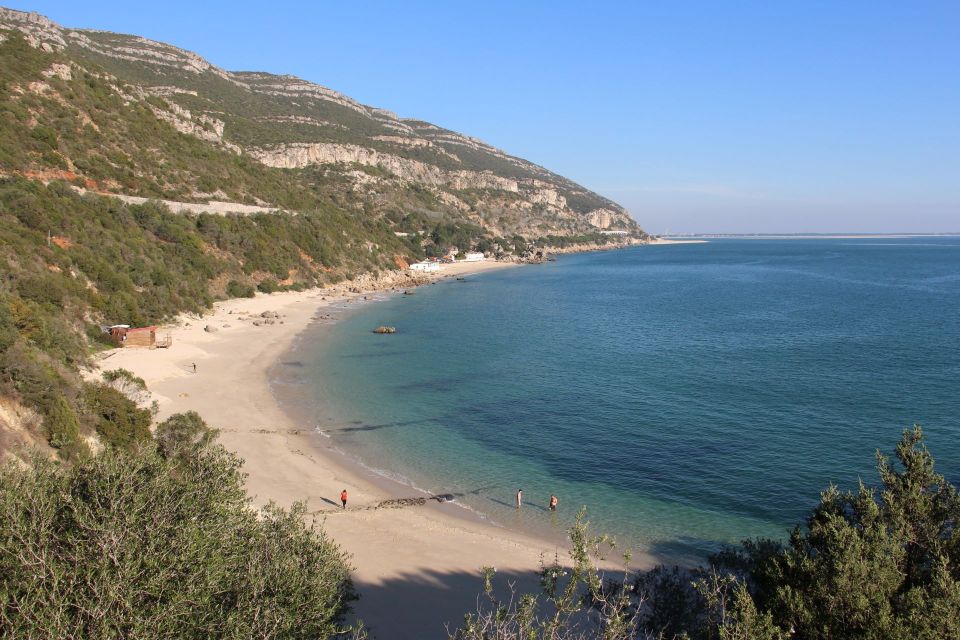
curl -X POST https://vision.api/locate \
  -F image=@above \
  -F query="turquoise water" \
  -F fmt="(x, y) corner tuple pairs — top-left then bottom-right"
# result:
(283, 239), (960, 562)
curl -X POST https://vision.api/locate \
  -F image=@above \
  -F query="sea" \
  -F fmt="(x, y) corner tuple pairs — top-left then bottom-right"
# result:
(273, 238), (960, 564)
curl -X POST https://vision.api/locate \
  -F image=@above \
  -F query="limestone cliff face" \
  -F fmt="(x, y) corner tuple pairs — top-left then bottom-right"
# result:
(0, 6), (644, 238)
(250, 143), (520, 192)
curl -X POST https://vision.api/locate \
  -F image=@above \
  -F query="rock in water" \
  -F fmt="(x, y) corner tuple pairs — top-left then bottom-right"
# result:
(373, 326), (396, 334)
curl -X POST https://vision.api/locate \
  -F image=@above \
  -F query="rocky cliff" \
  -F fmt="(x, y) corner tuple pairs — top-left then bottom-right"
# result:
(0, 7), (642, 238)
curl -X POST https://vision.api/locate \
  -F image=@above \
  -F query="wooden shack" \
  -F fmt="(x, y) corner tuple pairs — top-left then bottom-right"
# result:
(109, 325), (157, 348)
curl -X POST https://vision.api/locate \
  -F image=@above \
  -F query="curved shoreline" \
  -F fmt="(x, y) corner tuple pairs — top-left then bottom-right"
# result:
(92, 260), (652, 639)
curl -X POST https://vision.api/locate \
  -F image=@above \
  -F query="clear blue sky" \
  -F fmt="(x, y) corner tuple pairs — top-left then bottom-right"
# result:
(10, 1), (960, 233)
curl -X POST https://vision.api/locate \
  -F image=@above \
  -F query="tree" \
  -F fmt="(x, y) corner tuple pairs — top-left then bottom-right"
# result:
(43, 394), (86, 459)
(0, 441), (358, 638)
(454, 428), (960, 640)
(82, 382), (152, 450)
(155, 410), (216, 463)
(737, 426), (960, 639)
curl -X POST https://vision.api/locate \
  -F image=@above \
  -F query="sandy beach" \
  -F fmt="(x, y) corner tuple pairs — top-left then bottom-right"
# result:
(648, 238), (710, 245)
(92, 260), (641, 639)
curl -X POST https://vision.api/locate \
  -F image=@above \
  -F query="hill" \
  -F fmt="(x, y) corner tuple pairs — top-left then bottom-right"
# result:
(0, 6), (642, 238)
(0, 7), (646, 459)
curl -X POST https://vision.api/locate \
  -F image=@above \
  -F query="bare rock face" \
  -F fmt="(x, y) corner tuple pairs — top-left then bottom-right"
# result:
(250, 143), (520, 192)
(587, 208), (624, 230)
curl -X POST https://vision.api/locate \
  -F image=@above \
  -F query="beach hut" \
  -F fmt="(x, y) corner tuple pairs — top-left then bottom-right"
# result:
(109, 325), (157, 348)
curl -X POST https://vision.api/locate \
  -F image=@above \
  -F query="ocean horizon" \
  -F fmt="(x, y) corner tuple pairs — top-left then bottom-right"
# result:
(275, 238), (960, 563)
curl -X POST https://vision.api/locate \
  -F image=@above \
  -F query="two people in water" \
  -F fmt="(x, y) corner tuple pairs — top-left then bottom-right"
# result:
(516, 488), (559, 511)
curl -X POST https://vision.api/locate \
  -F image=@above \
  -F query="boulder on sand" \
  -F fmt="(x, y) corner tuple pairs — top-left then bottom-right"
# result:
(204, 325), (218, 333)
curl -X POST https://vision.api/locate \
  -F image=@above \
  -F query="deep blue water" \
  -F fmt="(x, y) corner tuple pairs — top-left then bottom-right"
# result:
(285, 239), (960, 562)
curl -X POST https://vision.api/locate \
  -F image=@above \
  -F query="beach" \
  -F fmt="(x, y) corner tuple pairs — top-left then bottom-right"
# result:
(91, 260), (635, 639)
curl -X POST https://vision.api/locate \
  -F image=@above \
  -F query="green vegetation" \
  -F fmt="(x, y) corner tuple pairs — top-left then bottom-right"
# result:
(0, 19), (951, 639)
(154, 410), (216, 465)
(62, 28), (633, 227)
(452, 426), (960, 640)
(82, 382), (152, 450)
(0, 177), (410, 452)
(722, 425), (960, 639)
(0, 423), (357, 638)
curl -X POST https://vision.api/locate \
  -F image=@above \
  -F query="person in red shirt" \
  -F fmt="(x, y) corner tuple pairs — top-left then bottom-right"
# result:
(340, 489), (348, 509)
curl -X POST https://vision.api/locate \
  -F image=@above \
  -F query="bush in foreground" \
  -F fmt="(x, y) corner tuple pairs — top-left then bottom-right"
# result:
(0, 439), (357, 638)
(453, 426), (960, 640)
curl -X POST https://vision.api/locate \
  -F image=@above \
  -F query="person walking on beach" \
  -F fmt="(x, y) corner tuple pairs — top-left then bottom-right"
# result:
(340, 489), (348, 509)
(516, 488), (523, 508)
(549, 495), (558, 511)
(192, 362), (197, 373)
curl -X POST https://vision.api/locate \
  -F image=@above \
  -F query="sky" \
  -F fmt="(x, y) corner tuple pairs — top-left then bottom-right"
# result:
(9, 1), (960, 233)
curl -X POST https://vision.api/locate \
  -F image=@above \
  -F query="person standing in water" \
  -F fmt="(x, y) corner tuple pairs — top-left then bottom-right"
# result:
(340, 489), (348, 509)
(549, 495), (558, 511)
(516, 488), (523, 508)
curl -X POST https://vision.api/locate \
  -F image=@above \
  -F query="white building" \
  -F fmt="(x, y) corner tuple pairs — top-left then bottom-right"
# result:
(463, 252), (485, 262)
(409, 261), (441, 272)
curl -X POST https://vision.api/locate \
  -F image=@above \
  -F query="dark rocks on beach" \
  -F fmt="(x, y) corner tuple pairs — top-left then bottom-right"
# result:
(376, 497), (426, 509)
(260, 310), (278, 318)
(373, 326), (396, 334)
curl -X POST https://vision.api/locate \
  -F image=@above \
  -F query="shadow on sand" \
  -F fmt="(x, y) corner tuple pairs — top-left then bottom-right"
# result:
(349, 566), (544, 640)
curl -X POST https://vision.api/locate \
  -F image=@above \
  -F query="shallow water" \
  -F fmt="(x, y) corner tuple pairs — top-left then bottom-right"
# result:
(281, 238), (960, 562)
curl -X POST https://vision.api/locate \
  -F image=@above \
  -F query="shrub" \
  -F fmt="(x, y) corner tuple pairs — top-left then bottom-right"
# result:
(43, 394), (85, 458)
(0, 443), (357, 638)
(454, 428), (960, 640)
(82, 382), (152, 450)
(226, 279), (256, 298)
(102, 368), (149, 404)
(0, 299), (17, 353)
(257, 277), (279, 294)
(155, 410), (215, 463)
(29, 125), (58, 150)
